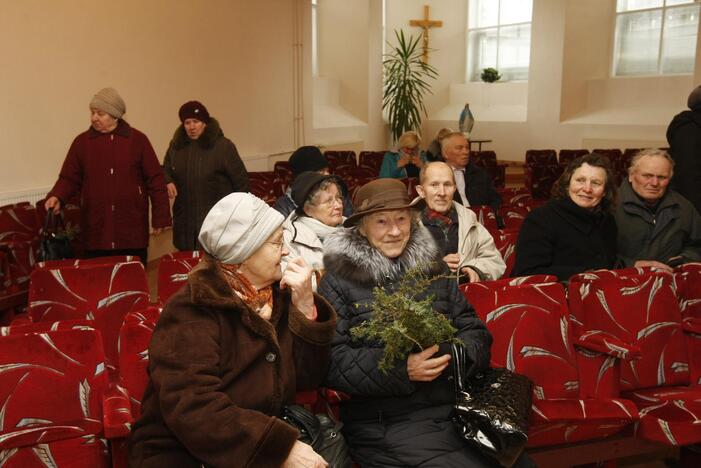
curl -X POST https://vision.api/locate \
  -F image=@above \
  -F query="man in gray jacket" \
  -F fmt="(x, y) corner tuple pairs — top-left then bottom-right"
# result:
(616, 149), (701, 270)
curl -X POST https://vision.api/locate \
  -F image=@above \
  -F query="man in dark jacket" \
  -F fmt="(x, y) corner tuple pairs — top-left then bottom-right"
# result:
(616, 149), (701, 269)
(273, 145), (354, 218)
(441, 132), (503, 225)
(164, 101), (249, 251)
(666, 85), (701, 214)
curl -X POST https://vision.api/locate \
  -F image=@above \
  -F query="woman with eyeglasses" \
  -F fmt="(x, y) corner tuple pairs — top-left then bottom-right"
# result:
(379, 131), (427, 179)
(282, 172), (346, 291)
(129, 192), (336, 468)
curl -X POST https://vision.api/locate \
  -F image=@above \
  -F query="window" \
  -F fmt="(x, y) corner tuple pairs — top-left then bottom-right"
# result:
(613, 0), (700, 76)
(467, 0), (533, 82)
(312, 0), (319, 76)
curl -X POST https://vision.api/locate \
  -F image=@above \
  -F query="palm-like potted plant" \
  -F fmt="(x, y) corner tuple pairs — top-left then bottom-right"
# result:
(382, 30), (439, 143)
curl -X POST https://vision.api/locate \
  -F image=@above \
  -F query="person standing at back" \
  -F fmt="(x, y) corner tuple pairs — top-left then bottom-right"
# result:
(164, 101), (249, 251)
(45, 87), (171, 265)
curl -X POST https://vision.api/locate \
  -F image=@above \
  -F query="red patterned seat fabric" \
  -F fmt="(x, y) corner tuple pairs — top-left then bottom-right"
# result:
(464, 281), (637, 447)
(157, 251), (203, 304)
(35, 255), (136, 270)
(0, 202), (40, 242)
(0, 329), (110, 467)
(675, 263), (701, 387)
(568, 271), (701, 445)
(28, 261), (150, 379)
(492, 229), (519, 278)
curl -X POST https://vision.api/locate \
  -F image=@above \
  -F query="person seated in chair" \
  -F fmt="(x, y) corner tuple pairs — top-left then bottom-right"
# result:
(425, 127), (453, 162)
(616, 148), (701, 271)
(274, 145), (353, 218)
(415, 162), (505, 283)
(440, 132), (502, 222)
(379, 131), (427, 179)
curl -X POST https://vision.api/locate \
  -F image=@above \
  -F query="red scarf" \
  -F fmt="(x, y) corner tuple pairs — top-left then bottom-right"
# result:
(219, 262), (273, 317)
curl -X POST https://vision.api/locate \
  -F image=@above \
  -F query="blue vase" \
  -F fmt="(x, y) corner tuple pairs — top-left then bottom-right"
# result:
(459, 103), (474, 138)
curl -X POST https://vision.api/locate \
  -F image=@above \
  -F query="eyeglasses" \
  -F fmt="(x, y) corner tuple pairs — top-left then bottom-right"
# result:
(317, 196), (344, 208)
(266, 240), (285, 251)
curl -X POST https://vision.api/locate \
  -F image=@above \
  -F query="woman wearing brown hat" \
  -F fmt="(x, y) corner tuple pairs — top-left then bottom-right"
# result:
(281, 171), (346, 290)
(164, 100), (250, 251)
(45, 87), (171, 264)
(319, 179), (509, 467)
(129, 192), (335, 468)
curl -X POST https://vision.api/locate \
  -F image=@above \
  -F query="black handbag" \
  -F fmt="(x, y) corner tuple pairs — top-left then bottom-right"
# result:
(451, 343), (533, 468)
(282, 405), (353, 468)
(38, 211), (74, 262)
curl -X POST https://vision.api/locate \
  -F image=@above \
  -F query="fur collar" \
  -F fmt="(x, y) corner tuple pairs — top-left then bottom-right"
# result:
(171, 117), (224, 150)
(187, 254), (286, 345)
(323, 224), (443, 286)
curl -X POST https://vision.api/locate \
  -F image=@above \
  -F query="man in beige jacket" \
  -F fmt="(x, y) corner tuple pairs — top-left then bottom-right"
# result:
(415, 162), (505, 282)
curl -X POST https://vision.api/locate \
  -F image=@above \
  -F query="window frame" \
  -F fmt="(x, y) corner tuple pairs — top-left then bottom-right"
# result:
(612, 0), (700, 77)
(466, 0), (534, 82)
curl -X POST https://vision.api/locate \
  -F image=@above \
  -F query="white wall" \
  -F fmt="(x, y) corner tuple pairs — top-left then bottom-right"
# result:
(0, 0), (302, 196)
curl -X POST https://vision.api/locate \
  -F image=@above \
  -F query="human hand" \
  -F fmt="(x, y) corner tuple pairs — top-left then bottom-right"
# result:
(151, 227), (164, 236)
(45, 196), (61, 214)
(281, 257), (315, 319)
(397, 153), (411, 168)
(443, 253), (461, 272)
(407, 344), (451, 382)
(411, 154), (424, 168)
(460, 266), (480, 283)
(281, 440), (328, 468)
(166, 183), (178, 199)
(634, 260), (673, 273)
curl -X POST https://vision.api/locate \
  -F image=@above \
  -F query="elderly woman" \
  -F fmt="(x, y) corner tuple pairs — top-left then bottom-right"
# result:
(128, 193), (336, 468)
(164, 100), (249, 251)
(319, 178), (500, 467)
(379, 131), (427, 179)
(45, 87), (171, 264)
(512, 153), (618, 281)
(282, 172), (345, 289)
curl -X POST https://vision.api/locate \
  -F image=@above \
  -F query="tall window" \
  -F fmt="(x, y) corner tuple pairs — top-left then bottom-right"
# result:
(467, 0), (533, 82)
(312, 0), (319, 76)
(614, 0), (700, 76)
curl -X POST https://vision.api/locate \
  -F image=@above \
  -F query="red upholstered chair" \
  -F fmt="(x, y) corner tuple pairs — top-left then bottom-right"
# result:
(558, 149), (588, 168)
(675, 263), (701, 387)
(358, 151), (386, 174)
(468, 205), (498, 232)
(502, 205), (529, 231)
(0, 202), (40, 242)
(471, 150), (506, 189)
(324, 150), (357, 171)
(524, 164), (562, 200)
(27, 261), (150, 380)
(569, 271), (701, 446)
(35, 255), (137, 270)
(0, 239), (39, 289)
(464, 281), (638, 448)
(0, 328), (112, 467)
(460, 275), (557, 298)
(498, 188), (532, 206)
(248, 171), (282, 205)
(273, 161), (294, 190)
(157, 251), (203, 304)
(492, 229), (519, 278)
(525, 149), (557, 167)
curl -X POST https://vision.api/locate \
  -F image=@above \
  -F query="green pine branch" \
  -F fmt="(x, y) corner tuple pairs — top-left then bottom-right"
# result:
(351, 264), (461, 373)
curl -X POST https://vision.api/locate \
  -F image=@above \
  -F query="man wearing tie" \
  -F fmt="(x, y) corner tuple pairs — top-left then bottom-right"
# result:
(440, 132), (502, 217)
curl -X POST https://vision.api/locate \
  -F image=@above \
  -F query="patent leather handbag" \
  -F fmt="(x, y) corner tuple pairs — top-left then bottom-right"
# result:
(282, 404), (352, 468)
(451, 343), (533, 468)
(38, 211), (74, 262)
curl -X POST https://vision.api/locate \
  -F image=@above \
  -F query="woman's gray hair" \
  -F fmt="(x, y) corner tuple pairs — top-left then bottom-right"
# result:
(302, 178), (343, 211)
(628, 148), (674, 177)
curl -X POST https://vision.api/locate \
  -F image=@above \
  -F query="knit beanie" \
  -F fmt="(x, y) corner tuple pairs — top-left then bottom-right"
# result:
(289, 146), (328, 178)
(688, 85), (701, 110)
(198, 193), (284, 265)
(179, 101), (211, 123)
(90, 88), (126, 119)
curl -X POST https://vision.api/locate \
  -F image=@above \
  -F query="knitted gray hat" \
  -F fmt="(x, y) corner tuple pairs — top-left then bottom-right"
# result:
(90, 87), (126, 118)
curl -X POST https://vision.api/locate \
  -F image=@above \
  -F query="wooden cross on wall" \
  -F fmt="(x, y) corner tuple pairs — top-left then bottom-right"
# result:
(409, 5), (443, 63)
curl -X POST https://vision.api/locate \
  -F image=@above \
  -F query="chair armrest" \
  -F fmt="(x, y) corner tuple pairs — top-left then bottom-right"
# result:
(574, 333), (640, 399)
(575, 330), (641, 360)
(103, 384), (134, 439)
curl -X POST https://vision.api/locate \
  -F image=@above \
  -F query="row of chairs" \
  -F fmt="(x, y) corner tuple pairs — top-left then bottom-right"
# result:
(459, 264), (701, 464)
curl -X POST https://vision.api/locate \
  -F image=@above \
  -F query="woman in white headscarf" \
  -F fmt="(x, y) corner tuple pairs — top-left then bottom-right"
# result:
(282, 172), (345, 290)
(129, 193), (336, 468)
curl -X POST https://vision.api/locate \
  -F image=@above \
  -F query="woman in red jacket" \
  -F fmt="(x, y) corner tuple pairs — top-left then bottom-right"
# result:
(45, 87), (171, 264)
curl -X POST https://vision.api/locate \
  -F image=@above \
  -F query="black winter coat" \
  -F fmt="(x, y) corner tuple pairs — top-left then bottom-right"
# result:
(666, 109), (701, 215)
(452, 161), (502, 213)
(164, 119), (249, 251)
(512, 197), (618, 281)
(319, 225), (492, 419)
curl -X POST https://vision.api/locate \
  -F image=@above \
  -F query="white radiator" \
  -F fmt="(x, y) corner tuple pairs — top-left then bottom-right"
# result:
(0, 187), (52, 207)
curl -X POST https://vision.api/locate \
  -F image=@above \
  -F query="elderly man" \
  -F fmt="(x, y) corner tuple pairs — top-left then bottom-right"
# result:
(440, 132), (502, 215)
(616, 149), (701, 269)
(416, 162), (505, 283)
